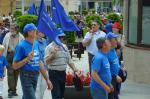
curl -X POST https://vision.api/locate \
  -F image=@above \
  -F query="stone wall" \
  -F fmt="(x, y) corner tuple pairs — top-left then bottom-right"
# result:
(124, 47), (150, 84)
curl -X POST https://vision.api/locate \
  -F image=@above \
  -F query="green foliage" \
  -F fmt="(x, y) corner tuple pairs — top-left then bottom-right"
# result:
(83, 27), (90, 37)
(13, 11), (22, 19)
(69, 11), (75, 15)
(64, 32), (76, 43)
(85, 14), (102, 27)
(107, 13), (121, 22)
(90, 9), (96, 14)
(69, 15), (74, 20)
(16, 15), (38, 33)
(82, 10), (88, 16)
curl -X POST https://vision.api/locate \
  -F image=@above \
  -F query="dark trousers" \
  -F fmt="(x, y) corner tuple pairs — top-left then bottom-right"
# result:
(20, 71), (39, 99)
(7, 63), (19, 93)
(88, 53), (94, 73)
(108, 76), (119, 99)
(49, 70), (66, 99)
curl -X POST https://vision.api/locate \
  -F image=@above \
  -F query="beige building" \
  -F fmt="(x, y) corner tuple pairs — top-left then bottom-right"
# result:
(16, 0), (112, 14)
(0, 0), (16, 16)
(61, 0), (112, 13)
(123, 0), (150, 84)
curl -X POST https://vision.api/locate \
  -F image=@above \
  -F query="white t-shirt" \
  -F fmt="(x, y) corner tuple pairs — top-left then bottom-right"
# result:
(83, 30), (106, 55)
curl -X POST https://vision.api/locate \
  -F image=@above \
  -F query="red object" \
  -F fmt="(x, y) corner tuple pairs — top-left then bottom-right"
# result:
(112, 22), (122, 29)
(79, 74), (85, 84)
(66, 72), (74, 86)
(83, 72), (91, 86)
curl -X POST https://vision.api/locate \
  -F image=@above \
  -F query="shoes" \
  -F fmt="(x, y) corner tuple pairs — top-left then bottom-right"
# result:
(12, 92), (18, 96)
(8, 92), (13, 98)
(8, 91), (18, 98)
(0, 96), (3, 99)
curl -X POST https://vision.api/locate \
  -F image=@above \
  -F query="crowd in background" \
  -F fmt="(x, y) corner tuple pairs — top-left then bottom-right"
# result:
(0, 11), (127, 99)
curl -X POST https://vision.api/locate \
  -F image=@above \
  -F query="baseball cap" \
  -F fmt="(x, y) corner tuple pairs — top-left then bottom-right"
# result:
(106, 32), (119, 39)
(57, 28), (65, 37)
(112, 22), (121, 29)
(23, 23), (37, 33)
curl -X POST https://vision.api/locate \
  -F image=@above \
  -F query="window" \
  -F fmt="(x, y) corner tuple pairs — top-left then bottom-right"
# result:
(141, 0), (150, 45)
(81, 2), (86, 10)
(128, 0), (138, 44)
(88, 2), (95, 9)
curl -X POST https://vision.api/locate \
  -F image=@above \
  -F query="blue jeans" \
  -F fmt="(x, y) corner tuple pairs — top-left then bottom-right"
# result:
(20, 72), (39, 99)
(48, 70), (66, 99)
(90, 88), (108, 99)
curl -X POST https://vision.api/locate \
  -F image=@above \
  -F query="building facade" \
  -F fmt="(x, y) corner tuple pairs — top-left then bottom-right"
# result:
(79, 0), (112, 13)
(0, 0), (16, 16)
(16, 0), (112, 14)
(123, 0), (150, 84)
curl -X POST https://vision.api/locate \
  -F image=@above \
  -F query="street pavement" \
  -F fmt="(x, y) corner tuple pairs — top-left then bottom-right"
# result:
(2, 52), (150, 99)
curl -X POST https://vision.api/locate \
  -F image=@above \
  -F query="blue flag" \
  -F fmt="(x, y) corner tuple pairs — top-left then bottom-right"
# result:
(28, 3), (37, 15)
(37, 0), (66, 51)
(51, 0), (80, 31)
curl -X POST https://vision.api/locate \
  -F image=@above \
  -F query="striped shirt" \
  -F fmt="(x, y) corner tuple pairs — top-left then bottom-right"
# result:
(44, 42), (73, 71)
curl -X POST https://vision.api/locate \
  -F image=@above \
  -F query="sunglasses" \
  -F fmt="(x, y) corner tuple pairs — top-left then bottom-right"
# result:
(91, 24), (97, 26)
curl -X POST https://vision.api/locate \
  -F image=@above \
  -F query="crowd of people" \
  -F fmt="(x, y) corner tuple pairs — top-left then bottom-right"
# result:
(0, 13), (81, 99)
(0, 12), (127, 99)
(82, 16), (127, 99)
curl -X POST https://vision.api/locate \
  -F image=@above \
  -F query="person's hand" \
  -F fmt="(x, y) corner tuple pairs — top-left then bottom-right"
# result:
(89, 29), (94, 35)
(116, 75), (122, 83)
(27, 51), (34, 61)
(46, 79), (53, 90)
(51, 46), (59, 56)
(74, 69), (82, 77)
(104, 85), (112, 93)
(110, 84), (114, 92)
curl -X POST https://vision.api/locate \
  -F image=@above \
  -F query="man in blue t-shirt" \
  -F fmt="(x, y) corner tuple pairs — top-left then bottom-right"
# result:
(90, 37), (113, 99)
(106, 32), (122, 99)
(12, 23), (53, 99)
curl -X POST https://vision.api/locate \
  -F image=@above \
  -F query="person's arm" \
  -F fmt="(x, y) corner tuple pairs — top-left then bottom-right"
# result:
(45, 52), (56, 64)
(82, 37), (93, 47)
(39, 61), (53, 90)
(91, 70), (112, 93)
(13, 52), (34, 70)
(68, 63), (78, 72)
(82, 31), (93, 47)
(44, 46), (57, 65)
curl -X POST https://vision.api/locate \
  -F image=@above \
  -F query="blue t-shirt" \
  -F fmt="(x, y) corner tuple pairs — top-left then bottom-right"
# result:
(90, 51), (112, 92)
(13, 40), (41, 72)
(0, 55), (8, 77)
(107, 49), (120, 76)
